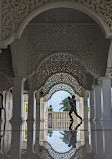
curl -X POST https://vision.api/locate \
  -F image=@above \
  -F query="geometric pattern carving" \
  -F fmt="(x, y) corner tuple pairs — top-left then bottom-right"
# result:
(43, 73), (80, 95)
(0, 72), (13, 91)
(0, 47), (13, 91)
(2, 0), (112, 41)
(36, 53), (88, 89)
(38, 142), (87, 159)
(44, 84), (76, 101)
(27, 23), (99, 76)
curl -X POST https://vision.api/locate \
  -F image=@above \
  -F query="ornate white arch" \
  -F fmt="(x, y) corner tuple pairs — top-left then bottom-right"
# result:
(34, 53), (93, 89)
(1, 1), (112, 48)
(44, 84), (76, 101)
(43, 73), (80, 94)
(38, 142), (88, 159)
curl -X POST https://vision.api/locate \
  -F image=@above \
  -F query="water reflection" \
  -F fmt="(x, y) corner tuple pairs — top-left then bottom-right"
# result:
(0, 120), (112, 158)
(47, 130), (73, 153)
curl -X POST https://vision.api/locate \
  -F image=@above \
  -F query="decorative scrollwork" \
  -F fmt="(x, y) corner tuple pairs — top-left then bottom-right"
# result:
(2, 0), (112, 41)
(38, 142), (87, 159)
(36, 53), (88, 89)
(43, 73), (81, 95)
(26, 23), (109, 77)
(44, 84), (76, 101)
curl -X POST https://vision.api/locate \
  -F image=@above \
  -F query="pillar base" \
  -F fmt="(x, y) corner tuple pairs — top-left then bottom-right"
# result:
(94, 118), (102, 123)
(90, 118), (94, 122)
(100, 118), (112, 124)
(9, 117), (25, 124)
(26, 118), (35, 122)
(0, 118), (3, 122)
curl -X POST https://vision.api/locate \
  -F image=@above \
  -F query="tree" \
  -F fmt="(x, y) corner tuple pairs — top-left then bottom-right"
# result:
(26, 103), (28, 112)
(48, 130), (53, 137)
(59, 98), (71, 111)
(48, 105), (53, 112)
(60, 131), (72, 144)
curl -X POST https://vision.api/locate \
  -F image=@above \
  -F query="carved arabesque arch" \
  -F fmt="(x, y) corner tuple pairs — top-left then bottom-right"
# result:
(43, 73), (80, 94)
(44, 84), (76, 101)
(38, 142), (88, 159)
(1, 1), (112, 48)
(35, 53), (89, 89)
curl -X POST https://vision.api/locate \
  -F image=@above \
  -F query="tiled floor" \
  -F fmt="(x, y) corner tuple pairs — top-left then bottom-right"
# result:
(0, 120), (112, 159)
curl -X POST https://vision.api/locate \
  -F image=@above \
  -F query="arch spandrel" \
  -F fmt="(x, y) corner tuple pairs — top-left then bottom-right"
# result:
(1, 1), (112, 48)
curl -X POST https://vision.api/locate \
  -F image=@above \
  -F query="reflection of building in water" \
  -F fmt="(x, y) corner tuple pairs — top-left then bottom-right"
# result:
(48, 120), (77, 130)
(0, 121), (12, 154)
(1, 120), (112, 159)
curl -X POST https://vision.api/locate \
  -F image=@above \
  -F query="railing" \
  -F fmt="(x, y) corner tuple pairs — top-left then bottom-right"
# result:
(48, 120), (77, 130)
(48, 111), (76, 120)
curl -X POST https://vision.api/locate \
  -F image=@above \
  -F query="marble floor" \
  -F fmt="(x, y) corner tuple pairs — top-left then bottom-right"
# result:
(0, 119), (112, 159)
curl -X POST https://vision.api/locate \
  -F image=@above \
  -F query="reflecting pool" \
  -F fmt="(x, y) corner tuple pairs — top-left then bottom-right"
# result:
(0, 120), (112, 159)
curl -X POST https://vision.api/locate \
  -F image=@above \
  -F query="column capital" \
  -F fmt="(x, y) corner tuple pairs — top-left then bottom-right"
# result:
(13, 76), (26, 82)
(101, 76), (112, 122)
(106, 67), (112, 76)
(83, 91), (89, 100)
(98, 76), (112, 82)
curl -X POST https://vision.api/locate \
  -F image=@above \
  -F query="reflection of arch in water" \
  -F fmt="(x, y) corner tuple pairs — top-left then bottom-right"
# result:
(39, 141), (88, 159)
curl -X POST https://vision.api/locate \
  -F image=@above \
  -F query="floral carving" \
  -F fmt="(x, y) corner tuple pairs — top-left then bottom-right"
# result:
(27, 23), (100, 77)
(2, 0), (112, 40)
(38, 142), (87, 159)
(43, 73), (81, 97)
(35, 53), (88, 89)
(45, 84), (76, 101)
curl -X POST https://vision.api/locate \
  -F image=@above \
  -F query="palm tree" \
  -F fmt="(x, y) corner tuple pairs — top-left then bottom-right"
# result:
(60, 131), (72, 144)
(59, 98), (71, 111)
(48, 105), (53, 112)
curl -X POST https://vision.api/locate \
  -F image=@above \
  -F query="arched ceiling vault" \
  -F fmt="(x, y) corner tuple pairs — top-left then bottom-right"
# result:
(8, 7), (110, 79)
(1, 1), (112, 48)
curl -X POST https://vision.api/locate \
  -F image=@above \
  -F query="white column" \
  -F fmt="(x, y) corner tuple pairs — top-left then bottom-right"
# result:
(84, 94), (89, 145)
(79, 97), (84, 120)
(27, 89), (35, 121)
(34, 128), (40, 154)
(90, 123), (96, 155)
(101, 77), (112, 121)
(27, 122), (34, 153)
(95, 123), (104, 159)
(11, 77), (25, 122)
(89, 90), (94, 122)
(84, 96), (88, 121)
(10, 122), (22, 159)
(40, 97), (44, 122)
(36, 91), (40, 131)
(103, 124), (112, 159)
(94, 85), (102, 122)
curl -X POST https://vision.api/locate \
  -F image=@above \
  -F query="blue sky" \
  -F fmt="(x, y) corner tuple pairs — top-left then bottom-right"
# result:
(48, 91), (71, 112)
(47, 130), (72, 152)
(33, 90), (89, 113)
